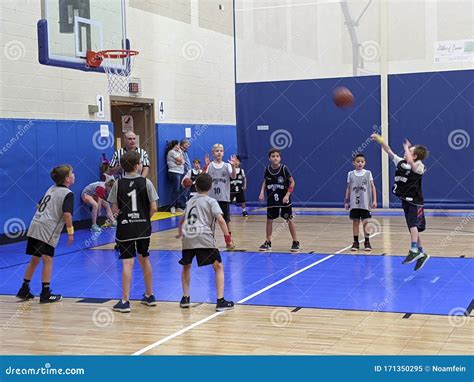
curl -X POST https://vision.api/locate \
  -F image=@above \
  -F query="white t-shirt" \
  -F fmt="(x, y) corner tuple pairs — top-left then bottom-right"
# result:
(167, 149), (184, 174)
(393, 155), (425, 175)
(346, 169), (374, 183)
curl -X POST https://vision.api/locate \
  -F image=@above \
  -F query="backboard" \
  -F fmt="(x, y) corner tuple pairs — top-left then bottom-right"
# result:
(38, 0), (128, 72)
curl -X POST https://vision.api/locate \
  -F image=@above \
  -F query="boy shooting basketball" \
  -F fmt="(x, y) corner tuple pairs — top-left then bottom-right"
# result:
(344, 153), (377, 251)
(372, 133), (430, 271)
(108, 151), (159, 313)
(16, 165), (75, 303)
(204, 143), (237, 250)
(259, 148), (299, 252)
(176, 173), (234, 312)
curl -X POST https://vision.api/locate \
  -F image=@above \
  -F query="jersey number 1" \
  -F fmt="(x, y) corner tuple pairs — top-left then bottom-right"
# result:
(127, 190), (138, 212)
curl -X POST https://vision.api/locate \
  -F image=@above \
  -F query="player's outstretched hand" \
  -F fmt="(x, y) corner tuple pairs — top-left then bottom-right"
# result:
(228, 155), (237, 166)
(204, 153), (211, 167)
(403, 139), (412, 149)
(371, 133), (383, 144)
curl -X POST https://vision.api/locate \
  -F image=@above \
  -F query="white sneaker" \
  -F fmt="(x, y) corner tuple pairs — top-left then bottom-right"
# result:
(170, 207), (176, 214)
(176, 208), (184, 213)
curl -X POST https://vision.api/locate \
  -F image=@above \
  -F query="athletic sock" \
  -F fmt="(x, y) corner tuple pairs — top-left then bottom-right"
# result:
(364, 235), (370, 242)
(418, 246), (424, 254)
(353, 236), (358, 242)
(217, 297), (225, 303)
(22, 279), (30, 288)
(41, 282), (50, 294)
(411, 242), (418, 252)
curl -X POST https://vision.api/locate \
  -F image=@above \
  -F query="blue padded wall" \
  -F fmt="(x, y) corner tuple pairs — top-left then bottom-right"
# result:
(388, 70), (474, 209)
(156, 123), (237, 206)
(0, 119), (114, 235)
(236, 76), (382, 207)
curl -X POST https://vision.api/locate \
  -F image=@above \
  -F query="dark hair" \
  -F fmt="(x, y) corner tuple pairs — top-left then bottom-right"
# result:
(268, 148), (281, 157)
(195, 173), (212, 192)
(120, 151), (140, 173)
(51, 165), (73, 185)
(413, 145), (429, 161)
(352, 153), (365, 161)
(193, 159), (201, 164)
(165, 140), (179, 157)
(235, 155), (241, 162)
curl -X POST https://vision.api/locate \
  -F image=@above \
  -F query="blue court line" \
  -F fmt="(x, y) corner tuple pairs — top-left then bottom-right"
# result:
(1, 249), (471, 316)
(0, 217), (180, 268)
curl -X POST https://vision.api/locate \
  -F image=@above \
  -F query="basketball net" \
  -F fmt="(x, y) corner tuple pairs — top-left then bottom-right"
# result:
(86, 50), (139, 94)
(102, 55), (136, 94)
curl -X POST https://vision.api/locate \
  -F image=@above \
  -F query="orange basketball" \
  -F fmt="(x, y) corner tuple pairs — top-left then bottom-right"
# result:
(333, 87), (354, 108)
(183, 178), (193, 188)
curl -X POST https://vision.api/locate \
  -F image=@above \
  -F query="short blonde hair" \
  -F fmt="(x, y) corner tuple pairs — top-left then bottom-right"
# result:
(212, 143), (224, 152)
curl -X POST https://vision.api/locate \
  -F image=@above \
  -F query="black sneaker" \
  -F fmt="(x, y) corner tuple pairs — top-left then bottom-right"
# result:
(113, 300), (131, 313)
(242, 211), (249, 217)
(414, 253), (430, 271)
(16, 285), (34, 301)
(402, 249), (423, 264)
(364, 241), (372, 251)
(180, 296), (191, 308)
(39, 290), (62, 304)
(350, 241), (360, 251)
(291, 241), (300, 252)
(141, 294), (157, 306)
(259, 240), (272, 252)
(216, 299), (234, 312)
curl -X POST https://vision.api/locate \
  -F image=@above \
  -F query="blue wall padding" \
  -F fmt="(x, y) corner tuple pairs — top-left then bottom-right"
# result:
(0, 119), (114, 234)
(156, 123), (237, 206)
(235, 76), (382, 207)
(388, 70), (474, 208)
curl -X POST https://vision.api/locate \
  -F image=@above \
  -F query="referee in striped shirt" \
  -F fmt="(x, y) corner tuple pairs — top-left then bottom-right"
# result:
(109, 131), (150, 178)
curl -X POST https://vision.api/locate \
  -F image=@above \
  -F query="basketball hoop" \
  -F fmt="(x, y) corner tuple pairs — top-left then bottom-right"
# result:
(86, 49), (139, 94)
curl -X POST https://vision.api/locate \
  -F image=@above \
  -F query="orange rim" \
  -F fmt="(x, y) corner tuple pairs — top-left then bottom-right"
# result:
(86, 50), (139, 68)
(94, 49), (139, 59)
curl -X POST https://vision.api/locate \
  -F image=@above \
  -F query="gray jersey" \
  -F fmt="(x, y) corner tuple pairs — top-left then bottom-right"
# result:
(182, 194), (223, 250)
(207, 162), (232, 202)
(347, 170), (373, 210)
(27, 185), (74, 247)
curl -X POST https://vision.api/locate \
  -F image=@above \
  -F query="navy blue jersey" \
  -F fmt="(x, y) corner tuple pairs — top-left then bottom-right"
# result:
(264, 164), (292, 207)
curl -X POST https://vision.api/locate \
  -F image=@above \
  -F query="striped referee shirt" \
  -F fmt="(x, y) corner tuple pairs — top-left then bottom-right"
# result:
(109, 147), (150, 177)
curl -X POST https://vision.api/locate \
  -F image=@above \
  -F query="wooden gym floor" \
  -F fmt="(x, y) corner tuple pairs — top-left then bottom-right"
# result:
(1, 209), (473, 355)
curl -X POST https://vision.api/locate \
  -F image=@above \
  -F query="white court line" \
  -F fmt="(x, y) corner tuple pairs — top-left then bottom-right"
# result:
(132, 232), (381, 355)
